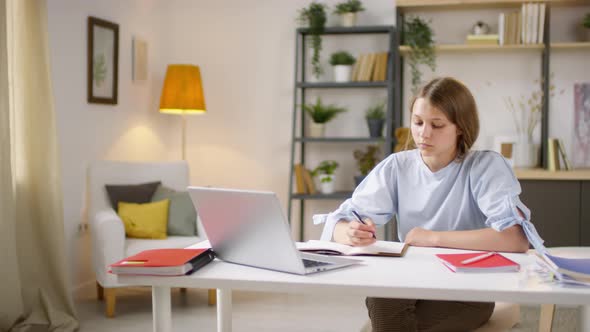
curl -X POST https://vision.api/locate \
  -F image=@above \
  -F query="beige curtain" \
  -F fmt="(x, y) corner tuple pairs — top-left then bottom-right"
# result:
(0, 0), (78, 330)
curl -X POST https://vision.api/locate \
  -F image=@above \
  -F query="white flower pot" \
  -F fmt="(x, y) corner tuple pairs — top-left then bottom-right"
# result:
(333, 65), (352, 82)
(318, 174), (335, 194)
(308, 122), (325, 137)
(340, 13), (357, 27)
(514, 138), (538, 168)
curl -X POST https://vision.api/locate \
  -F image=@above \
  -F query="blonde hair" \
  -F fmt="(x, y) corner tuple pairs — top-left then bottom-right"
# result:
(409, 77), (479, 160)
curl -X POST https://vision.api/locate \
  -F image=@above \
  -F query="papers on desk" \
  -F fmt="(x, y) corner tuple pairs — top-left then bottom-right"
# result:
(296, 240), (408, 257)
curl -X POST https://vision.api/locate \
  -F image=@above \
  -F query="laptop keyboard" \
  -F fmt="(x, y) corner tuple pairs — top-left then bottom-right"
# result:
(302, 258), (331, 268)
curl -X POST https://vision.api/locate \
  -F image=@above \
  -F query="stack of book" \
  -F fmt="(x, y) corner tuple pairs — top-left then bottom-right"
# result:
(547, 137), (572, 171)
(294, 164), (316, 194)
(466, 34), (499, 45)
(537, 253), (590, 286)
(498, 2), (546, 45)
(351, 52), (388, 82)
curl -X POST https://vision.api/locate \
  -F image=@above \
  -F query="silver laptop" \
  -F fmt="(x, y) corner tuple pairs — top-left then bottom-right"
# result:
(188, 186), (358, 275)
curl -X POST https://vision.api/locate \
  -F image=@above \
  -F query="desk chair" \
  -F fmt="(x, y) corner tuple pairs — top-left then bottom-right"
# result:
(88, 160), (215, 317)
(359, 302), (520, 332)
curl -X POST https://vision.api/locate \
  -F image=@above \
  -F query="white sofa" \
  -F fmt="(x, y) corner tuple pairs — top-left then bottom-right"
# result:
(88, 160), (214, 317)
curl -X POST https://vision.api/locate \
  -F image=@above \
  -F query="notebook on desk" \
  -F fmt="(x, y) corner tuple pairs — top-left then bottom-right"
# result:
(187, 187), (359, 275)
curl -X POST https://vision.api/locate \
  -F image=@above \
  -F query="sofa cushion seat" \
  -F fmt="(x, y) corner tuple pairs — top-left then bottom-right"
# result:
(125, 236), (203, 257)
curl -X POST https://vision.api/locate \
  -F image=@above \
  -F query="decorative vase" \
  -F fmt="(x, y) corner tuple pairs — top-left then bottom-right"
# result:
(367, 119), (384, 137)
(333, 65), (352, 82)
(308, 122), (325, 137)
(514, 136), (538, 168)
(318, 174), (335, 194)
(340, 13), (357, 27)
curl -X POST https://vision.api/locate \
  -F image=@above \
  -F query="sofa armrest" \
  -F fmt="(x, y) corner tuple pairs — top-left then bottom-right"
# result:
(90, 209), (125, 286)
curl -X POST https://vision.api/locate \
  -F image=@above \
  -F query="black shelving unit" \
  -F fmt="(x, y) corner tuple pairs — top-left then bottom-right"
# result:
(287, 25), (400, 241)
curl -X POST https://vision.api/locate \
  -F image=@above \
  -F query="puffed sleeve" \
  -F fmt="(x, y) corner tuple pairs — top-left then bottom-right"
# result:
(470, 151), (547, 253)
(313, 154), (398, 241)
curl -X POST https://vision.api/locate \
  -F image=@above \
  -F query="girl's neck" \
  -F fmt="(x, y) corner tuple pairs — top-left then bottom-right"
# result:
(421, 150), (458, 173)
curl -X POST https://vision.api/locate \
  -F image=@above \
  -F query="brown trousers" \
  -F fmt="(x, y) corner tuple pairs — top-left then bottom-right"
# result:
(366, 297), (494, 332)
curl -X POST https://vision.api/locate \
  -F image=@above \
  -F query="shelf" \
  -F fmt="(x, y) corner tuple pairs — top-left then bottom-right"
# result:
(295, 137), (385, 143)
(297, 25), (393, 35)
(515, 168), (590, 181)
(396, 0), (587, 11)
(399, 44), (544, 54)
(297, 82), (388, 89)
(550, 42), (590, 49)
(291, 191), (353, 200)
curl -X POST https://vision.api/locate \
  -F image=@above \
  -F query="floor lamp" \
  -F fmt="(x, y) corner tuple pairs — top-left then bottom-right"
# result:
(159, 64), (206, 160)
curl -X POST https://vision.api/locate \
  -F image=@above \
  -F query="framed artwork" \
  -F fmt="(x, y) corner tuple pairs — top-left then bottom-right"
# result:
(87, 16), (119, 104)
(132, 37), (148, 82)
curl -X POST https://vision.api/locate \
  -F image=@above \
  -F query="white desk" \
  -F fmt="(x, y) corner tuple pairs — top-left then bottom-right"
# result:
(118, 246), (590, 332)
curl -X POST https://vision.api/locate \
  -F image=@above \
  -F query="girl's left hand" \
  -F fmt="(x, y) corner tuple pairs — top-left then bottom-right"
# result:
(405, 227), (439, 247)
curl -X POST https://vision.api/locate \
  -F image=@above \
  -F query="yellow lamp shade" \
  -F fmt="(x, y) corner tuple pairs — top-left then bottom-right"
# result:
(159, 64), (206, 114)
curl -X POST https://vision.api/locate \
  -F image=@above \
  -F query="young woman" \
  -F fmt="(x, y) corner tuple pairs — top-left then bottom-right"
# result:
(314, 77), (541, 331)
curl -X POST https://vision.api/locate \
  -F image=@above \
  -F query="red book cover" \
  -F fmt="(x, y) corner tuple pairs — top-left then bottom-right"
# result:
(110, 248), (214, 276)
(436, 252), (520, 273)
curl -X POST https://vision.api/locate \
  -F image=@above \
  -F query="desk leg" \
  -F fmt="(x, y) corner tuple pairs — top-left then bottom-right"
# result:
(581, 305), (590, 332)
(152, 286), (172, 332)
(217, 288), (232, 332)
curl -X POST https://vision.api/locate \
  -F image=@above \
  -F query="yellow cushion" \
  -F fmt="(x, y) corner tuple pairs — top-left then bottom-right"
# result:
(118, 199), (169, 239)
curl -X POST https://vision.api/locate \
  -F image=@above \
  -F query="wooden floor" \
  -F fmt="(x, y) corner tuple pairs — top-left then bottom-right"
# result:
(75, 286), (580, 332)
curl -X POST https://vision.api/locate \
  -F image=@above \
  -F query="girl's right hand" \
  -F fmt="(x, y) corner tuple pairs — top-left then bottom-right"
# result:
(333, 219), (377, 246)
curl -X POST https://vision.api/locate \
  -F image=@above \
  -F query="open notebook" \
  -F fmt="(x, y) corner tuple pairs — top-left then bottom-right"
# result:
(296, 240), (408, 257)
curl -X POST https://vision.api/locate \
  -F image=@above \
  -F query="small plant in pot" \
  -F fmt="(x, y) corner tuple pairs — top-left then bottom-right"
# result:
(334, 0), (365, 27)
(330, 51), (355, 83)
(365, 101), (386, 137)
(353, 145), (381, 186)
(403, 16), (436, 95)
(297, 2), (327, 81)
(303, 98), (347, 137)
(311, 160), (339, 194)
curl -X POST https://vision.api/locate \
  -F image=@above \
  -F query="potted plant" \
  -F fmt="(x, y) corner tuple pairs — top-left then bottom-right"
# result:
(582, 13), (590, 41)
(311, 160), (339, 194)
(365, 101), (386, 137)
(303, 98), (347, 137)
(297, 2), (327, 81)
(403, 16), (436, 95)
(334, 0), (365, 27)
(330, 51), (356, 82)
(353, 145), (381, 186)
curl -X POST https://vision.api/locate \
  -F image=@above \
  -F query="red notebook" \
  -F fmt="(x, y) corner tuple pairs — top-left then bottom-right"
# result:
(110, 248), (215, 276)
(436, 252), (520, 273)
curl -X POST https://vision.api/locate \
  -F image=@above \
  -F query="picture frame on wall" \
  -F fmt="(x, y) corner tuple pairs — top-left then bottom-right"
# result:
(87, 16), (119, 104)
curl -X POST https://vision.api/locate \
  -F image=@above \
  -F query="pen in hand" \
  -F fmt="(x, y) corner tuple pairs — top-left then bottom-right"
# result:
(351, 210), (376, 239)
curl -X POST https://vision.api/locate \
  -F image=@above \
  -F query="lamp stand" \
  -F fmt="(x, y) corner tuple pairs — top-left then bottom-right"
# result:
(181, 113), (186, 160)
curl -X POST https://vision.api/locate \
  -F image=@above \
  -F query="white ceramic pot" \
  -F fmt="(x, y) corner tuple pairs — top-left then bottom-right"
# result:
(333, 65), (352, 82)
(340, 13), (357, 27)
(318, 174), (335, 194)
(308, 122), (325, 137)
(514, 138), (538, 168)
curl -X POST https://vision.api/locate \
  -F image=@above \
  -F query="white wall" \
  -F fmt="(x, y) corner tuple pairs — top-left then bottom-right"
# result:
(46, 0), (589, 290)
(46, 0), (176, 290)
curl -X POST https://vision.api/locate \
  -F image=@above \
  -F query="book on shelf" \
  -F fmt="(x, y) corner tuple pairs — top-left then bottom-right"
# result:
(110, 248), (215, 276)
(294, 164), (307, 194)
(296, 240), (408, 257)
(466, 34), (499, 45)
(436, 252), (520, 273)
(302, 167), (317, 194)
(556, 139), (572, 171)
(547, 138), (561, 171)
